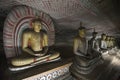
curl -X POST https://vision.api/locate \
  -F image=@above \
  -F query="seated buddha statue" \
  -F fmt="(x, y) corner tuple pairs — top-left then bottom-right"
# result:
(109, 36), (115, 48)
(70, 23), (102, 79)
(11, 18), (60, 67)
(99, 33), (108, 53)
(105, 36), (111, 49)
(108, 36), (118, 55)
(88, 29), (101, 58)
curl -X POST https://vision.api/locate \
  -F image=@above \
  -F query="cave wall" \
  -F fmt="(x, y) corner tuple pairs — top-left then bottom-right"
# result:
(0, 0), (120, 45)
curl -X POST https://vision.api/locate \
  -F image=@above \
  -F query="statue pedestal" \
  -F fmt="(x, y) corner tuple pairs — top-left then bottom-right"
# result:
(4, 58), (72, 80)
(69, 52), (120, 80)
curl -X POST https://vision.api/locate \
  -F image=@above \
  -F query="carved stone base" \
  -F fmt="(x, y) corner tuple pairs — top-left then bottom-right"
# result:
(70, 59), (103, 75)
(70, 55), (103, 75)
(4, 58), (72, 80)
(56, 72), (76, 80)
(67, 52), (120, 80)
(23, 63), (71, 80)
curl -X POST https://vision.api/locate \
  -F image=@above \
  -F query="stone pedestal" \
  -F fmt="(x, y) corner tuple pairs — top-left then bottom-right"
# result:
(69, 55), (104, 80)
(4, 58), (72, 80)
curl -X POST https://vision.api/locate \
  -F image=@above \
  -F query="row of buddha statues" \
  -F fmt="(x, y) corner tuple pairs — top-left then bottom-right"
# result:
(99, 34), (116, 53)
(70, 23), (119, 80)
(9, 17), (118, 74)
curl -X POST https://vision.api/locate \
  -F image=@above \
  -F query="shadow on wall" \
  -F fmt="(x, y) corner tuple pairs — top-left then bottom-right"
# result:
(55, 29), (77, 45)
(49, 45), (74, 58)
(115, 38), (120, 48)
(0, 16), (6, 51)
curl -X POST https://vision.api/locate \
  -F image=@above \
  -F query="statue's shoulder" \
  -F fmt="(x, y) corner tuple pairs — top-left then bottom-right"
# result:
(74, 35), (82, 41)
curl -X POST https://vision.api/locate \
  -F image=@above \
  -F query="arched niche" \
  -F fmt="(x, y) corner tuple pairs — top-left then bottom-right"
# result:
(3, 6), (55, 58)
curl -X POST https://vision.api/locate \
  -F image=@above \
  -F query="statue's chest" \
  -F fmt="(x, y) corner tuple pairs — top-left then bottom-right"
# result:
(78, 39), (88, 53)
(31, 33), (42, 42)
(78, 39), (86, 48)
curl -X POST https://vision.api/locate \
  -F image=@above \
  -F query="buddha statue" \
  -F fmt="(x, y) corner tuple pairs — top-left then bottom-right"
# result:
(109, 36), (114, 48)
(105, 36), (111, 49)
(88, 29), (101, 59)
(100, 33), (107, 53)
(10, 18), (60, 68)
(108, 36), (118, 55)
(70, 23), (102, 79)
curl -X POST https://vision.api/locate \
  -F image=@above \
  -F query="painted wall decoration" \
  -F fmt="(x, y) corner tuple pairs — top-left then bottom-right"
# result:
(3, 5), (55, 58)
(23, 63), (71, 80)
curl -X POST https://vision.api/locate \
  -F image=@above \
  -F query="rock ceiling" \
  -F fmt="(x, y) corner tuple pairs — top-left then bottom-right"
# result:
(0, 0), (120, 44)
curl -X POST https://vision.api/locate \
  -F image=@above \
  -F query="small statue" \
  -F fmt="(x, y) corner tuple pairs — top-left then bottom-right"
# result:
(105, 36), (111, 49)
(108, 36), (118, 55)
(109, 36), (114, 48)
(100, 33), (107, 52)
(11, 18), (60, 68)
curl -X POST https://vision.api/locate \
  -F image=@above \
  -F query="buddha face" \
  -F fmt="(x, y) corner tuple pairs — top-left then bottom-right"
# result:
(32, 21), (42, 32)
(93, 33), (97, 38)
(79, 29), (86, 38)
(106, 36), (110, 40)
(102, 35), (106, 40)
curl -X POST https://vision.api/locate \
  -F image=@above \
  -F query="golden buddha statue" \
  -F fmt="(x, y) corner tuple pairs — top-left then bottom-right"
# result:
(11, 18), (60, 67)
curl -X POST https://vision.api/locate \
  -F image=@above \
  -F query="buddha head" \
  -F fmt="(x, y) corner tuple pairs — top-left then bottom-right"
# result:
(78, 27), (86, 38)
(106, 36), (110, 41)
(110, 36), (114, 41)
(101, 33), (106, 40)
(92, 28), (98, 38)
(78, 22), (86, 38)
(92, 32), (98, 39)
(31, 18), (42, 32)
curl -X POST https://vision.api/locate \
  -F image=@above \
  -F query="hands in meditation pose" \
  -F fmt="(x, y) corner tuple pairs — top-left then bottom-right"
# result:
(22, 19), (48, 57)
